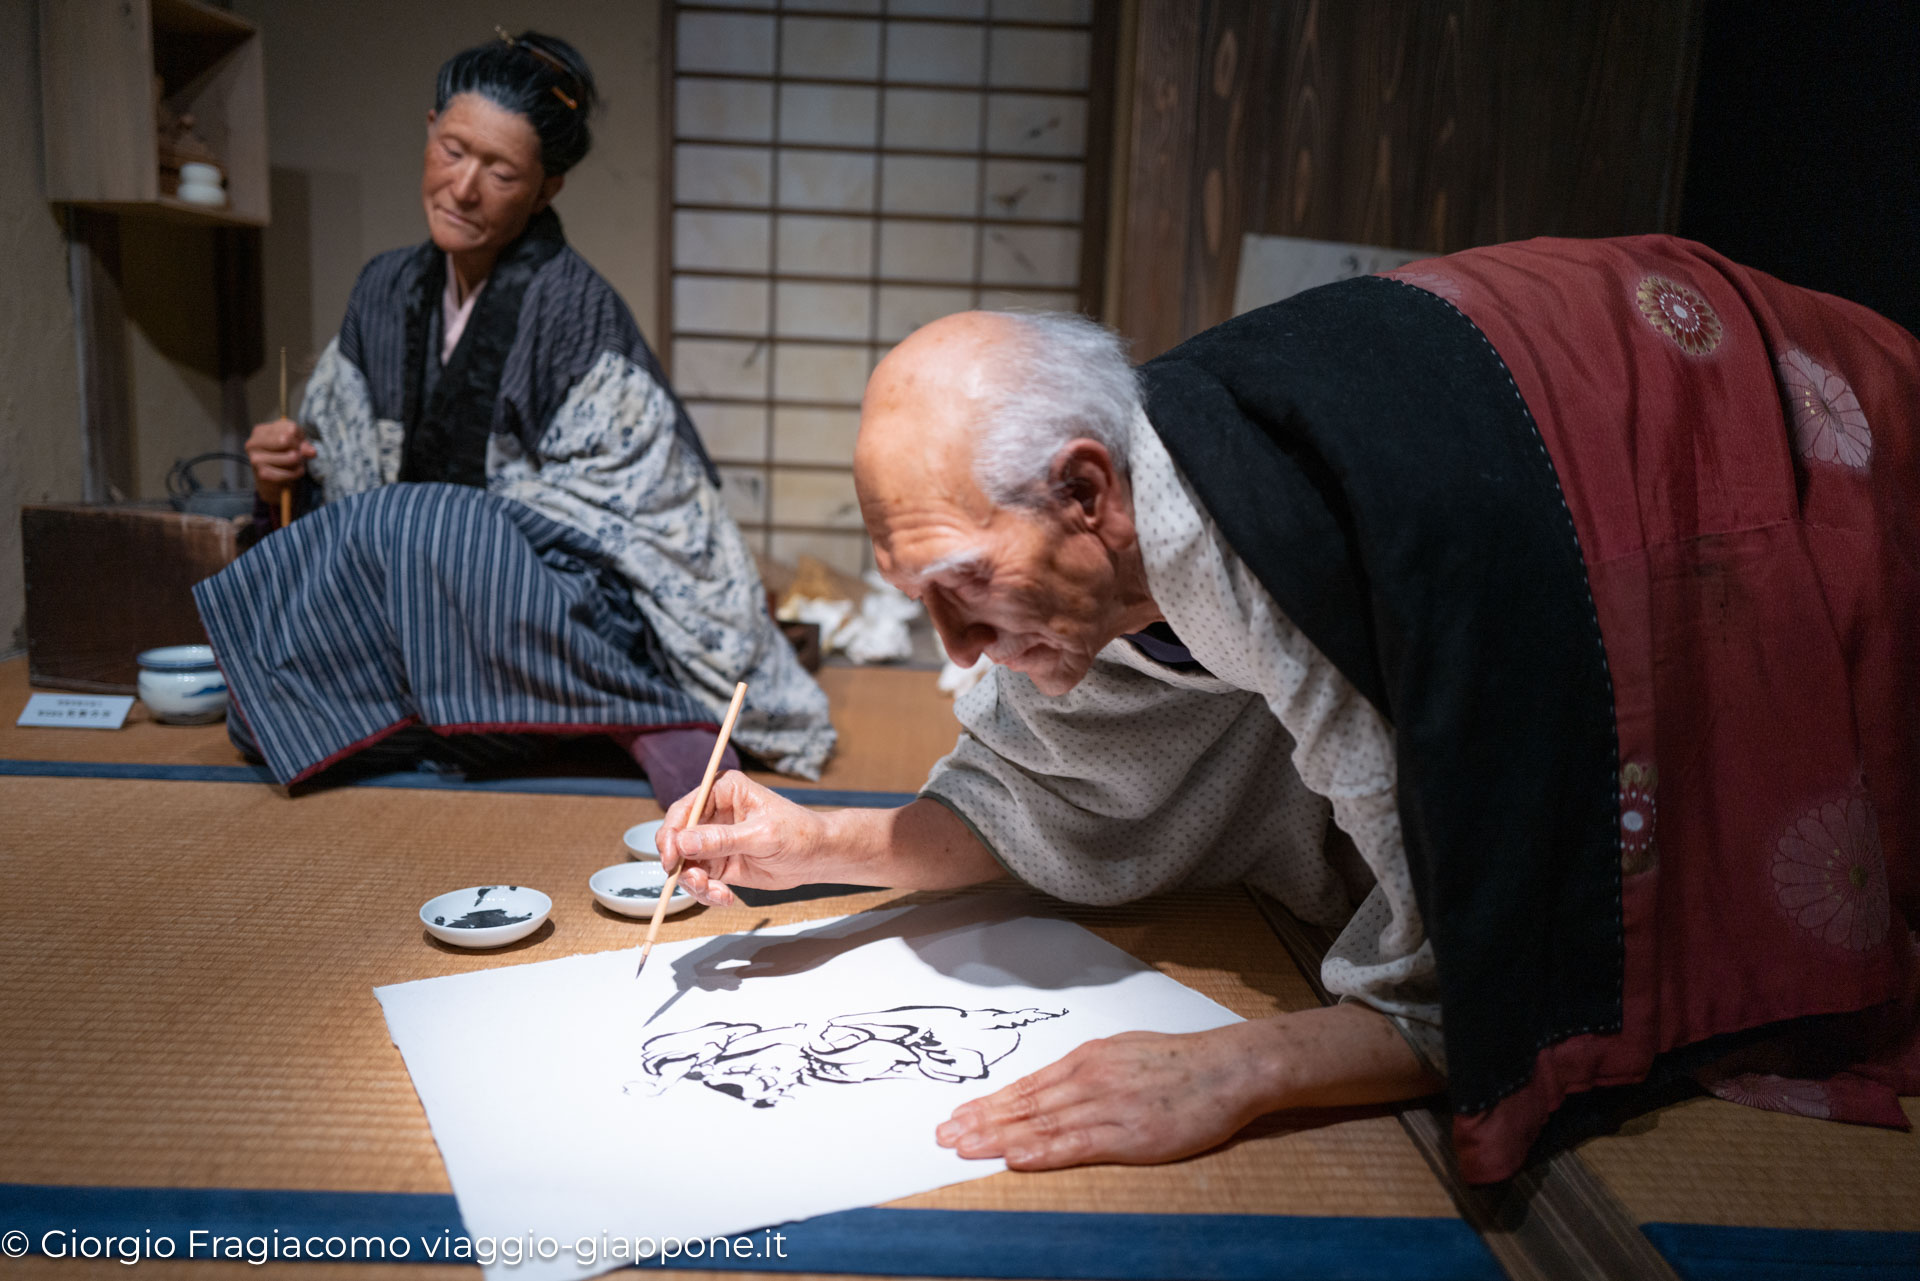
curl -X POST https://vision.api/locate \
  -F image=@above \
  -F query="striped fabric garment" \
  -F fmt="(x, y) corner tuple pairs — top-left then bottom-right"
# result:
(193, 483), (716, 787)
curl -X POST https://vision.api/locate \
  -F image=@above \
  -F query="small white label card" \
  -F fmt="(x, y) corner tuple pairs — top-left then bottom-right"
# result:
(16, 693), (135, 730)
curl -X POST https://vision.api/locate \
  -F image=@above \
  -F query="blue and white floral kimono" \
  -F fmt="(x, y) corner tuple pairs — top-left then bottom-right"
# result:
(194, 210), (834, 785)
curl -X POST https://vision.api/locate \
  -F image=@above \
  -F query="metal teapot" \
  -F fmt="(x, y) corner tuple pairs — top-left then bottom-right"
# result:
(166, 452), (256, 519)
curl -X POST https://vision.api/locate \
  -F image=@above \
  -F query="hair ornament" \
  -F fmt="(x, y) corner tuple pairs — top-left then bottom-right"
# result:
(494, 25), (580, 110)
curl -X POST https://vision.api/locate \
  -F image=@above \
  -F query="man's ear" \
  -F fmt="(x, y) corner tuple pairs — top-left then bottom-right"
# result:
(533, 173), (566, 215)
(1048, 439), (1120, 525)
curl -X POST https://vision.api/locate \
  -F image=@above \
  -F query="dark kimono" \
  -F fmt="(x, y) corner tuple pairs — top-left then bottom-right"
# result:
(1139, 235), (1918, 1182)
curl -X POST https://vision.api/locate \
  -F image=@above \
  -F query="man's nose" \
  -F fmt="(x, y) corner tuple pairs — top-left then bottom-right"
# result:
(924, 595), (994, 666)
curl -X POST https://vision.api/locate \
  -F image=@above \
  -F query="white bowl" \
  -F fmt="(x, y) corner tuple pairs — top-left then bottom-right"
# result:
(622, 820), (665, 862)
(420, 885), (552, 948)
(589, 862), (695, 918)
(136, 645), (227, 724)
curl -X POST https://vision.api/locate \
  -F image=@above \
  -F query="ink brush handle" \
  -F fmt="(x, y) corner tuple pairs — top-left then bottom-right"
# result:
(277, 347), (293, 529)
(637, 680), (749, 976)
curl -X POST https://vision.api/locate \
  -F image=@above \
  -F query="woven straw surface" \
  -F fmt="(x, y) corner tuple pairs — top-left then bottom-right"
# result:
(0, 775), (1454, 1224)
(1579, 1094), (1920, 1230)
(0, 659), (957, 796)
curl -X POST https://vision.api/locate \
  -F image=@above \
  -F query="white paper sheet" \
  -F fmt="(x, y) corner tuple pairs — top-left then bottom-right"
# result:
(1233, 233), (1425, 316)
(16, 693), (134, 729)
(375, 896), (1241, 1281)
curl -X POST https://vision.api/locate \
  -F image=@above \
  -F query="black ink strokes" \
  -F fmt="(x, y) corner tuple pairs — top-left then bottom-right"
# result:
(614, 885), (662, 899)
(443, 908), (533, 929)
(629, 1006), (1067, 1108)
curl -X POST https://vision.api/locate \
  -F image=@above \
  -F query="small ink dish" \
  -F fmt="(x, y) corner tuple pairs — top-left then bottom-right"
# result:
(589, 862), (695, 919)
(622, 819), (664, 862)
(420, 885), (552, 948)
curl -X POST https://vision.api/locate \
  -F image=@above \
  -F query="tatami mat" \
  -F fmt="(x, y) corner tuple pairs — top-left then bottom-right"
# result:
(10, 656), (1919, 1278)
(0, 776), (1457, 1222)
(1578, 1094), (1920, 1232)
(0, 657), (961, 797)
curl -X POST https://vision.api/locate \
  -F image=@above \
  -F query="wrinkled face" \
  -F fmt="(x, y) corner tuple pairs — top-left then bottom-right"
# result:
(867, 488), (1123, 697)
(420, 93), (551, 259)
(856, 311), (1142, 697)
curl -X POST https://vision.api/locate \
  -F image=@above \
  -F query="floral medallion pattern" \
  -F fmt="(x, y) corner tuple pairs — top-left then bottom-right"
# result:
(1619, 760), (1658, 875)
(1773, 793), (1891, 952)
(1635, 275), (1723, 355)
(1775, 347), (1873, 470)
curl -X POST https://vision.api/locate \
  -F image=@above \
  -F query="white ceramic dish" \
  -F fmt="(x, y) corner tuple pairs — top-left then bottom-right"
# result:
(136, 644), (227, 724)
(420, 885), (552, 948)
(622, 819), (665, 862)
(175, 162), (226, 206)
(589, 862), (695, 918)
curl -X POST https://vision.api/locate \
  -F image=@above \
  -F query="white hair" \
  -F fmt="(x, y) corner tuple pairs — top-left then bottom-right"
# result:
(967, 311), (1143, 510)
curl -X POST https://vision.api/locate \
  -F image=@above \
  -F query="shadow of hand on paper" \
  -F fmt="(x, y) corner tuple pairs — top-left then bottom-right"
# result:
(642, 892), (1140, 1027)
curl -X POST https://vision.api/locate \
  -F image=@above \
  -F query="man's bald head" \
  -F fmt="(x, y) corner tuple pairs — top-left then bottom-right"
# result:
(854, 311), (1022, 540)
(856, 310), (1141, 539)
(852, 311), (1160, 695)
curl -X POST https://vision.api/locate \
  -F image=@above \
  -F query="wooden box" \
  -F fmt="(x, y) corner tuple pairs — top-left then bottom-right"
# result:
(38, 0), (269, 227)
(21, 504), (243, 693)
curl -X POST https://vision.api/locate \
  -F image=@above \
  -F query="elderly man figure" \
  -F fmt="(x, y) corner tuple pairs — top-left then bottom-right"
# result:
(660, 235), (1919, 1183)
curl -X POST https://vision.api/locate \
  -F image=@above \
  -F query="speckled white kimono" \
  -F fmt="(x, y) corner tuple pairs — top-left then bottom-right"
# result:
(922, 411), (1446, 1071)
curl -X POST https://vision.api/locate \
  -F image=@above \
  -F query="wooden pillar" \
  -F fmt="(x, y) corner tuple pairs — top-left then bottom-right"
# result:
(1108, 0), (1273, 360)
(65, 207), (134, 504)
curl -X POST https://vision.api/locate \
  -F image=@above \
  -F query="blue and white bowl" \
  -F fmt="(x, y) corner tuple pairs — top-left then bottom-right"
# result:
(135, 645), (228, 724)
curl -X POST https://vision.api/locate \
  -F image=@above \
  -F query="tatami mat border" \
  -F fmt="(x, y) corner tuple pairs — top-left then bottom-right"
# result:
(1639, 1222), (1920, 1281)
(0, 759), (918, 808)
(0, 1187), (1500, 1279)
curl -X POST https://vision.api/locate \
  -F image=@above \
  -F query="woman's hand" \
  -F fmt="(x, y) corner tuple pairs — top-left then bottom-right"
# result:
(656, 771), (835, 907)
(935, 1024), (1273, 1169)
(246, 417), (315, 499)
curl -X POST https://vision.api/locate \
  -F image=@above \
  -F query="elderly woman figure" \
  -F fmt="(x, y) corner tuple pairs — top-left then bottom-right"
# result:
(197, 32), (832, 799)
(658, 236), (1919, 1183)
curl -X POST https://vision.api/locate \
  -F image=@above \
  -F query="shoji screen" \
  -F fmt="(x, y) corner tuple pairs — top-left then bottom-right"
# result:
(666, 0), (1098, 575)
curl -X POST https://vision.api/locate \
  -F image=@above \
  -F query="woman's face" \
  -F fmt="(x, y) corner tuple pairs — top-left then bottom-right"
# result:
(420, 92), (561, 261)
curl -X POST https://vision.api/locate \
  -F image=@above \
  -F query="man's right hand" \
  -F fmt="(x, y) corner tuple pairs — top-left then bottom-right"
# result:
(246, 417), (316, 499)
(658, 774), (1005, 907)
(656, 771), (835, 907)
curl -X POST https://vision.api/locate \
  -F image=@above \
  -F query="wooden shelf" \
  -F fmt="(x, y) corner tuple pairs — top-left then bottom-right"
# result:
(39, 0), (269, 228)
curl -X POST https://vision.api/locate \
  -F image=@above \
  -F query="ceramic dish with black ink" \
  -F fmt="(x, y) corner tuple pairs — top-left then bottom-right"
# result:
(419, 885), (552, 948)
(622, 819), (665, 862)
(589, 862), (695, 918)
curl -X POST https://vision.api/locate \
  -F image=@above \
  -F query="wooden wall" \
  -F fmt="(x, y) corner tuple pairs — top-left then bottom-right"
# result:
(1110, 0), (1704, 358)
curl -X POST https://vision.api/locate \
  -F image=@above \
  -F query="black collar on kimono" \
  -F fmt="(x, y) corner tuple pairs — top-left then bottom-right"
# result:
(398, 207), (568, 487)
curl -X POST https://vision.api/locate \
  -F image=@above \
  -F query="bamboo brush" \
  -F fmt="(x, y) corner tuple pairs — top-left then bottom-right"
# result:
(277, 347), (292, 528)
(636, 681), (749, 978)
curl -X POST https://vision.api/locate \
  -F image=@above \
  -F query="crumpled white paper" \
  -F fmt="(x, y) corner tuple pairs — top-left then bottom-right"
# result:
(778, 573), (923, 665)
